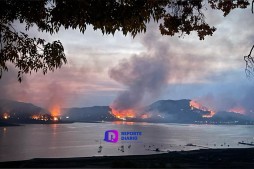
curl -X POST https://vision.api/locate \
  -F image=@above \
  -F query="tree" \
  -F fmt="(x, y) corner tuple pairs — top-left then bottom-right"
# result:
(0, 0), (251, 82)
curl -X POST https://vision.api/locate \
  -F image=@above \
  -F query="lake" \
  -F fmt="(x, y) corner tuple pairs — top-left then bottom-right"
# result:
(0, 122), (254, 162)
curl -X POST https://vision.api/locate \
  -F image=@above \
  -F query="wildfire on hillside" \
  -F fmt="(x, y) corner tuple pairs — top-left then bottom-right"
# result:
(202, 111), (216, 118)
(52, 116), (59, 121)
(110, 108), (136, 120)
(110, 104), (153, 120)
(190, 100), (216, 118)
(2, 113), (10, 119)
(228, 106), (246, 114)
(30, 114), (51, 121)
(50, 105), (61, 117)
(140, 114), (151, 119)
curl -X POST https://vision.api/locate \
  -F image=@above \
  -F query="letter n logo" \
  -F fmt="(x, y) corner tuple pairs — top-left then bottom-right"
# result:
(104, 130), (118, 143)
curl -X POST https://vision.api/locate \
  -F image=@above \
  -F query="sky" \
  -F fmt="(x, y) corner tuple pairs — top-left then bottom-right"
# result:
(0, 3), (254, 115)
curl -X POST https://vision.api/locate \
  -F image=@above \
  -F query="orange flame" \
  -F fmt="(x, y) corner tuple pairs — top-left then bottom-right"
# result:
(53, 116), (59, 121)
(31, 115), (50, 121)
(110, 107), (136, 120)
(31, 115), (40, 120)
(190, 100), (206, 110)
(50, 105), (61, 117)
(3, 113), (10, 119)
(190, 100), (216, 118)
(229, 107), (246, 114)
(202, 111), (216, 118)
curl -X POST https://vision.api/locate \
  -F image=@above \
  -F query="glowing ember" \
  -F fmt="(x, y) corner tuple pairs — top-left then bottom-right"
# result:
(53, 116), (59, 121)
(31, 115), (49, 121)
(229, 107), (246, 114)
(190, 100), (216, 118)
(110, 107), (136, 120)
(31, 115), (40, 120)
(3, 113), (9, 119)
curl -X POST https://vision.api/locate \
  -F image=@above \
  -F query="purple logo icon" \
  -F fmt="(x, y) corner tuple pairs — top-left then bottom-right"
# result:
(104, 130), (118, 143)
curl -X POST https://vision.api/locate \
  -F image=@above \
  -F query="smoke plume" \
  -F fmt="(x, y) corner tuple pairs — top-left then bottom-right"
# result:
(195, 84), (254, 116)
(109, 54), (170, 111)
(0, 63), (91, 112)
(108, 22), (215, 113)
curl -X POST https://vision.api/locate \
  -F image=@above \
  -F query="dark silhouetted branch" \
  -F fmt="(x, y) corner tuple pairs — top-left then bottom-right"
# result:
(244, 45), (254, 78)
(252, 0), (254, 13)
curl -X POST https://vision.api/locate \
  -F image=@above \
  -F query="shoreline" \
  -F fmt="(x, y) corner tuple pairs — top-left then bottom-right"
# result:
(0, 121), (21, 127)
(0, 148), (254, 168)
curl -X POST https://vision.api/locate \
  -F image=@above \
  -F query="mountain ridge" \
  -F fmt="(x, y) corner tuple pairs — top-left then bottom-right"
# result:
(0, 99), (254, 125)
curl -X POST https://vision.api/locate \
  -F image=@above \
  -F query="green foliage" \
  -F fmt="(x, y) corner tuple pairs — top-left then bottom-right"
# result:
(0, 0), (251, 82)
(0, 24), (66, 82)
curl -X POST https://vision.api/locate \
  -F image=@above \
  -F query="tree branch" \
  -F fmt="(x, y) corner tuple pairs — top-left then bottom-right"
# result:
(248, 45), (254, 56)
(252, 0), (254, 13)
(245, 45), (254, 78)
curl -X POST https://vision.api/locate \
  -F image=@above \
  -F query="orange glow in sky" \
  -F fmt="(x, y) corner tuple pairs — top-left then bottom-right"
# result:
(50, 105), (61, 117)
(140, 114), (151, 119)
(229, 107), (246, 114)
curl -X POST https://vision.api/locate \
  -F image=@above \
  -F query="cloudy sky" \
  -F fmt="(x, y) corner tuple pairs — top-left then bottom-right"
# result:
(1, 4), (254, 115)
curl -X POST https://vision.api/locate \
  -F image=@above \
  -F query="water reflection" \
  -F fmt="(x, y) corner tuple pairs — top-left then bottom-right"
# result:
(50, 124), (57, 135)
(3, 127), (7, 134)
(0, 123), (254, 162)
(112, 121), (134, 125)
(112, 121), (149, 126)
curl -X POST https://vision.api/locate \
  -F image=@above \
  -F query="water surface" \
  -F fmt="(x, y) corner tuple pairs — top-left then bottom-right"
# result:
(0, 122), (254, 162)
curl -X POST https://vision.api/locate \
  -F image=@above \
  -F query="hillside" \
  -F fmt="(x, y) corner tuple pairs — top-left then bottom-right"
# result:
(62, 106), (118, 122)
(0, 99), (64, 124)
(140, 99), (208, 123)
(0, 99), (48, 118)
(1, 99), (253, 124)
